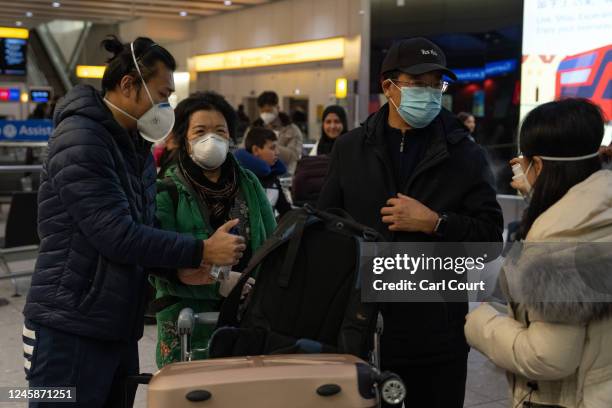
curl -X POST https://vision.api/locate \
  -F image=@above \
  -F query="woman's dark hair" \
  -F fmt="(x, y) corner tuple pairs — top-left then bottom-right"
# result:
(519, 98), (604, 238)
(100, 35), (176, 95)
(257, 91), (279, 108)
(317, 105), (348, 155)
(173, 91), (238, 150)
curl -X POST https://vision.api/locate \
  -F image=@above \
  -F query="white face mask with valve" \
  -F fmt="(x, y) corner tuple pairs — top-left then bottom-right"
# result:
(104, 42), (175, 143)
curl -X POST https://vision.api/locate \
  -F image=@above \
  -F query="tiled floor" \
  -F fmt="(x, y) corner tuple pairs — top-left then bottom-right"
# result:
(0, 259), (508, 408)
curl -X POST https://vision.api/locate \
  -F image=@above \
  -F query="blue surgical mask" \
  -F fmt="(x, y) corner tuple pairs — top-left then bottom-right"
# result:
(388, 81), (442, 128)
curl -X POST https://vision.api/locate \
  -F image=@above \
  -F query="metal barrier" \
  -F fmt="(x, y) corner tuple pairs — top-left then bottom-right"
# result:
(0, 165), (43, 172)
(0, 246), (38, 303)
(0, 172), (41, 300)
(0, 245), (39, 283)
(0, 165), (43, 201)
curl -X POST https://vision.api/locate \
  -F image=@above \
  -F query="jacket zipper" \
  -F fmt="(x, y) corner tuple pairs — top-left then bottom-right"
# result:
(401, 150), (448, 194)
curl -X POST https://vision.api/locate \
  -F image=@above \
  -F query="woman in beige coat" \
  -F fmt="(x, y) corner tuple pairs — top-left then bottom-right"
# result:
(465, 98), (612, 408)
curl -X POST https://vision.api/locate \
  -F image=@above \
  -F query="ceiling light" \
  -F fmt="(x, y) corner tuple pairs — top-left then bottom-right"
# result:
(224, 0), (232, 6)
(26, 11), (33, 18)
(179, 10), (188, 17)
(193, 37), (345, 72)
(15, 21), (23, 27)
(52, 2), (61, 7)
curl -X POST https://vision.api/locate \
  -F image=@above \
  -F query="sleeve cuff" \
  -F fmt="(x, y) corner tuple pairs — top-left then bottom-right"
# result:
(441, 211), (461, 241)
(192, 239), (204, 267)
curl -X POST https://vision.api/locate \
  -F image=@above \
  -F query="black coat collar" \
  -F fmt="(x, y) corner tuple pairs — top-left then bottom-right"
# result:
(362, 103), (469, 148)
(361, 104), (469, 194)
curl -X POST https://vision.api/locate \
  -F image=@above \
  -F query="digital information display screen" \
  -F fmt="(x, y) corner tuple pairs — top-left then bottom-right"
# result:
(1, 38), (27, 76)
(0, 87), (20, 102)
(30, 89), (51, 103)
(521, 0), (611, 145)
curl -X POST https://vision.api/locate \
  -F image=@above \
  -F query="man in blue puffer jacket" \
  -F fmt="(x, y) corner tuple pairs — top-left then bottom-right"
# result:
(22, 36), (246, 408)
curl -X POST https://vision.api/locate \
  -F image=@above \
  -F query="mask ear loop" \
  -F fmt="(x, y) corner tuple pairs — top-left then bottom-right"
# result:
(386, 80), (401, 111)
(130, 42), (156, 108)
(524, 160), (533, 176)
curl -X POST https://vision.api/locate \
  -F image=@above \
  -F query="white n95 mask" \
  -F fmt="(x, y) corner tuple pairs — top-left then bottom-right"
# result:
(260, 109), (278, 125)
(190, 133), (229, 170)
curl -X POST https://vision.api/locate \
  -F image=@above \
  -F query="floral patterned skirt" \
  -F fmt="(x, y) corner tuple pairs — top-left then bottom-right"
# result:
(155, 297), (222, 368)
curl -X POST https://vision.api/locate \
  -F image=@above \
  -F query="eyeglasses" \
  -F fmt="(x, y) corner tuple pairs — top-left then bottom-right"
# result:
(392, 79), (449, 93)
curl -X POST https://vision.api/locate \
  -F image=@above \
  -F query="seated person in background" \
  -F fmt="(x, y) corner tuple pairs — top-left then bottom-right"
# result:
(153, 91), (276, 367)
(234, 127), (292, 218)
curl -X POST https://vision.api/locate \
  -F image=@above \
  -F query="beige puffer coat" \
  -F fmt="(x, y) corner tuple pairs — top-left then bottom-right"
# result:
(465, 170), (612, 408)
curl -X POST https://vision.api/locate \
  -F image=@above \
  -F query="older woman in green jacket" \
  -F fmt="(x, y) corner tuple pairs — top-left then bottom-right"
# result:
(153, 92), (276, 368)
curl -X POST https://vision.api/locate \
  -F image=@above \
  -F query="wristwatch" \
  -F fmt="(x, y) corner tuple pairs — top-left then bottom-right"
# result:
(433, 212), (449, 238)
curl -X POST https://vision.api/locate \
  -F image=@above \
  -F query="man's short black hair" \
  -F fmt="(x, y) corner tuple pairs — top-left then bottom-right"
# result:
(257, 91), (279, 108)
(245, 127), (277, 153)
(101, 35), (176, 94)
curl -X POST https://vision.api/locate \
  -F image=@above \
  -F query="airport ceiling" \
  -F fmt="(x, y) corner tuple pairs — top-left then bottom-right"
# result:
(0, 0), (273, 28)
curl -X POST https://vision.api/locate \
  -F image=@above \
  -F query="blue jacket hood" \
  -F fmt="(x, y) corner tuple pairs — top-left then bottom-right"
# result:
(54, 85), (118, 131)
(233, 148), (287, 177)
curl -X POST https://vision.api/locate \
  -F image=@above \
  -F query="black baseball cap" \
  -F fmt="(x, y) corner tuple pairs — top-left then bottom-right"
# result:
(381, 37), (457, 81)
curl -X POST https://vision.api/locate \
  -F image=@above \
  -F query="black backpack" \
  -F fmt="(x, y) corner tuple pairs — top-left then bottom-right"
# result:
(209, 205), (382, 360)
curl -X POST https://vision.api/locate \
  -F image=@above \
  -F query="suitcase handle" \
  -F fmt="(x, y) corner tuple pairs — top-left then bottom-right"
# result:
(178, 308), (220, 362)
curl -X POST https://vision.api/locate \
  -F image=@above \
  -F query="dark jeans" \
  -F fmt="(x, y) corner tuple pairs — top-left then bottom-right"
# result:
(23, 319), (139, 408)
(383, 353), (468, 408)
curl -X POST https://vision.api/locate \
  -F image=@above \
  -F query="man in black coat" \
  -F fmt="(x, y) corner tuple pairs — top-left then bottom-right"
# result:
(22, 37), (245, 408)
(318, 37), (503, 407)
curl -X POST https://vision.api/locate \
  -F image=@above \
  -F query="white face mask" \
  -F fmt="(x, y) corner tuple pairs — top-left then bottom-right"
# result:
(190, 133), (229, 170)
(513, 151), (600, 203)
(104, 42), (175, 143)
(260, 109), (278, 125)
(521, 161), (534, 203)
